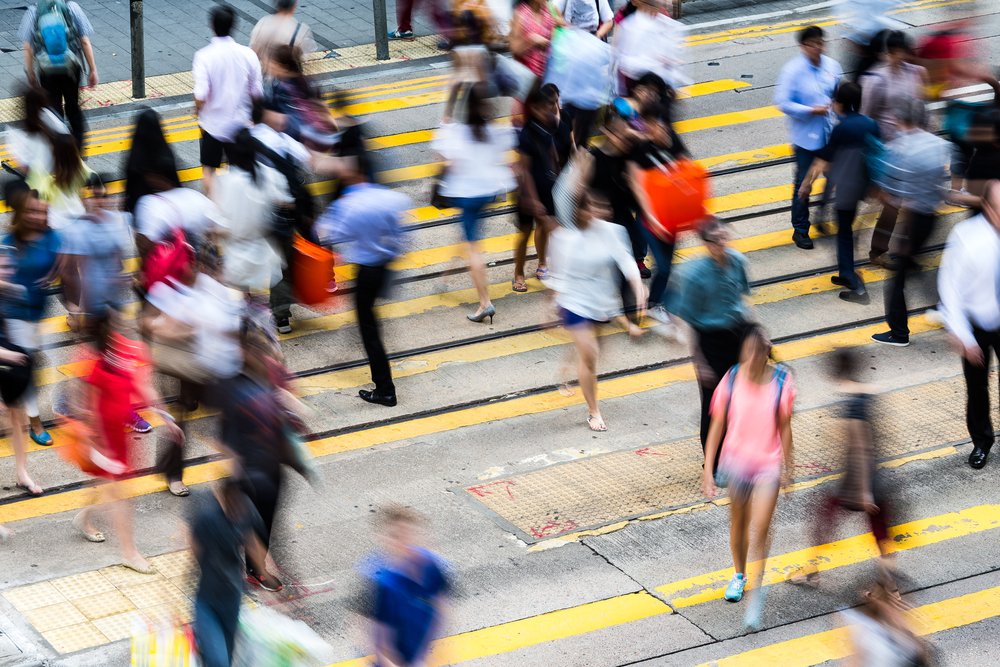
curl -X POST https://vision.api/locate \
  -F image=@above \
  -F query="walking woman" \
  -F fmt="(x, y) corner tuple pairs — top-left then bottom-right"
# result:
(509, 0), (563, 126)
(26, 132), (92, 231)
(701, 325), (795, 630)
(547, 189), (645, 431)
(2, 185), (60, 455)
(0, 240), (38, 503)
(432, 83), (516, 323)
(123, 109), (181, 215)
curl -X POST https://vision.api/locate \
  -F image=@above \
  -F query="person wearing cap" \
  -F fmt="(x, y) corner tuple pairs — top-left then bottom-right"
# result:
(670, 219), (752, 460)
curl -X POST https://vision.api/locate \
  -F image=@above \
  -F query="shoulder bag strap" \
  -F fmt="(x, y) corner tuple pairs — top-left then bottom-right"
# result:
(289, 21), (302, 47)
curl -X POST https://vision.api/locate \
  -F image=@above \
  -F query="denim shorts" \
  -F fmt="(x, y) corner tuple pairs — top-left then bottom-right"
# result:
(560, 307), (606, 329)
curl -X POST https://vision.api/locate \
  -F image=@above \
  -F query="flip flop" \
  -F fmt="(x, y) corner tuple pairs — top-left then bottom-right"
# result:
(587, 415), (608, 432)
(511, 279), (528, 293)
(535, 267), (549, 280)
(72, 513), (106, 543)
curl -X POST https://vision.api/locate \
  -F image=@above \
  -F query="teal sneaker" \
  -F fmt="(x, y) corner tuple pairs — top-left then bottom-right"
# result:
(744, 587), (767, 630)
(724, 573), (746, 602)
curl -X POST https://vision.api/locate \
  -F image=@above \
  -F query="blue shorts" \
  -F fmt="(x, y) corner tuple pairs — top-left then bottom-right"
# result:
(452, 195), (495, 242)
(560, 308), (606, 329)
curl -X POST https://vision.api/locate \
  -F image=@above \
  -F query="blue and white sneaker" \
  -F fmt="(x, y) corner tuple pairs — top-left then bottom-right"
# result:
(724, 573), (746, 602)
(744, 587), (767, 630)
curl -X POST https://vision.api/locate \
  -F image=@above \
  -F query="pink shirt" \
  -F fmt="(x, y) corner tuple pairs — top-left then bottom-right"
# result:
(710, 367), (796, 476)
(514, 4), (557, 77)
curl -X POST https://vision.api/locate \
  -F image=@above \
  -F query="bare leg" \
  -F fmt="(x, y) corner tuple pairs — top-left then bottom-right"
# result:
(729, 494), (750, 575)
(464, 241), (492, 310)
(108, 481), (150, 570)
(201, 167), (216, 198)
(744, 484), (780, 593)
(513, 225), (532, 288)
(569, 324), (602, 428)
(9, 408), (39, 493)
(534, 224), (549, 273)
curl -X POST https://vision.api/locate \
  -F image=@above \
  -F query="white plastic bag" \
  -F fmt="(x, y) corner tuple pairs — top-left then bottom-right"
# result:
(231, 606), (333, 667)
(614, 12), (690, 92)
(543, 28), (612, 110)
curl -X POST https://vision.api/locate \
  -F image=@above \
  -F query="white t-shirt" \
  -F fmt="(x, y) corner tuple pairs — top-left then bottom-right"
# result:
(134, 188), (221, 244)
(250, 123), (310, 165)
(193, 37), (264, 141)
(146, 274), (243, 380)
(432, 123), (516, 199)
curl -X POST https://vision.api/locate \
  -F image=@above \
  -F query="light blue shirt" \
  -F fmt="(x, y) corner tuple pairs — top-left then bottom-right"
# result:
(774, 54), (843, 151)
(315, 183), (408, 266)
(670, 249), (751, 332)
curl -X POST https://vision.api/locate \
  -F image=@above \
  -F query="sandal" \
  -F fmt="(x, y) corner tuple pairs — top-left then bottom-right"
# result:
(121, 557), (155, 575)
(535, 267), (549, 280)
(511, 279), (528, 293)
(72, 513), (106, 543)
(16, 478), (43, 496)
(168, 481), (190, 497)
(587, 415), (608, 432)
(247, 571), (284, 592)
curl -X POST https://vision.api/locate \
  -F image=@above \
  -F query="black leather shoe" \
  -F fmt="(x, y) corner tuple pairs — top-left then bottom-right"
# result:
(792, 232), (814, 249)
(969, 446), (990, 469)
(830, 276), (850, 286)
(359, 389), (397, 407)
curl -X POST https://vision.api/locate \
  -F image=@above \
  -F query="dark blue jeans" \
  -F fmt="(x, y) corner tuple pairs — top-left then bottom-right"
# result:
(792, 145), (817, 235)
(638, 221), (676, 308)
(194, 597), (239, 667)
(836, 207), (861, 290)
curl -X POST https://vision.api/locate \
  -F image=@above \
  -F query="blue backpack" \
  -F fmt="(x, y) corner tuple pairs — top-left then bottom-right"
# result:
(725, 362), (791, 423)
(33, 0), (82, 76)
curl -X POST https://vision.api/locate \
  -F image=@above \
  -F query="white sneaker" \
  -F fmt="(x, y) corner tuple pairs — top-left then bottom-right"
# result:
(647, 305), (671, 324)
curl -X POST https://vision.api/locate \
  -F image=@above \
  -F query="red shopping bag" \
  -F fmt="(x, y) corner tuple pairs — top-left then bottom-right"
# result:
(639, 158), (711, 240)
(293, 236), (335, 306)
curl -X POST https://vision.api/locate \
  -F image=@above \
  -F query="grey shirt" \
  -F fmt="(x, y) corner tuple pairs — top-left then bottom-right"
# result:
(19, 2), (94, 55)
(872, 128), (950, 215)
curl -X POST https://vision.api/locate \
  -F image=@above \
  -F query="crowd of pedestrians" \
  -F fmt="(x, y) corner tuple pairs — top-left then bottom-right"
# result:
(0, 0), (999, 663)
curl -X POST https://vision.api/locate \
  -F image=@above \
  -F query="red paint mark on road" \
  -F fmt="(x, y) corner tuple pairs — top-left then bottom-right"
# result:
(529, 519), (580, 539)
(635, 448), (669, 457)
(467, 480), (517, 500)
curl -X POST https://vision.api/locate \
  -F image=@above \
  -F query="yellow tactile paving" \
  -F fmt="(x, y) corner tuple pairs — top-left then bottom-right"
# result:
(465, 372), (997, 542)
(3, 550), (199, 653)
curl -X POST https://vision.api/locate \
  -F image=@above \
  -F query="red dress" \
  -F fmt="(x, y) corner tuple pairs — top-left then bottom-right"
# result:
(85, 334), (147, 479)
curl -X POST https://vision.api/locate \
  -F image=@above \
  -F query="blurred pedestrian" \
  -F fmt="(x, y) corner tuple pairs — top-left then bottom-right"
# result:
(838, 0), (903, 82)
(363, 506), (451, 667)
(554, 0), (613, 37)
(510, 0), (561, 79)
(938, 179), (1000, 470)
(859, 30), (927, 266)
(4, 85), (68, 179)
(193, 5), (263, 196)
(798, 81), (879, 304)
(72, 313), (182, 574)
(133, 165), (220, 262)
(701, 324), (795, 630)
(316, 158), (408, 407)
(250, 0), (316, 73)
(546, 189), (645, 431)
(775, 25), (843, 250)
(3, 185), (60, 453)
(788, 348), (894, 589)
(843, 582), (933, 666)
(123, 109), (180, 216)
(612, 0), (686, 93)
(190, 480), (267, 667)
(671, 219), (752, 457)
(870, 97), (949, 347)
(26, 131), (91, 230)
(513, 84), (560, 293)
(0, 238), (37, 500)
(19, 0), (99, 149)
(265, 45), (338, 151)
(432, 83), (515, 324)
(388, 0), (453, 47)
(210, 129), (287, 297)
(588, 114), (645, 270)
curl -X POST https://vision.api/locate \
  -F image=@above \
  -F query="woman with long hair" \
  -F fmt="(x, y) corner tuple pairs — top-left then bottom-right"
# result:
(5, 85), (68, 179)
(701, 324), (795, 630)
(546, 188), (645, 431)
(25, 132), (92, 230)
(123, 109), (181, 215)
(266, 45), (337, 150)
(2, 185), (61, 459)
(432, 83), (516, 323)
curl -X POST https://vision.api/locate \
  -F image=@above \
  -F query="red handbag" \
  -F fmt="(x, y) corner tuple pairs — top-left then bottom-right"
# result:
(639, 158), (711, 241)
(143, 227), (194, 291)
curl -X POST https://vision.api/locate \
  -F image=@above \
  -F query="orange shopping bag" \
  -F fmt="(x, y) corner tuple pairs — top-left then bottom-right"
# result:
(639, 158), (711, 240)
(293, 236), (335, 306)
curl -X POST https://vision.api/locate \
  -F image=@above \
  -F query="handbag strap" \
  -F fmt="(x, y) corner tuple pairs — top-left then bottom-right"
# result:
(289, 21), (302, 47)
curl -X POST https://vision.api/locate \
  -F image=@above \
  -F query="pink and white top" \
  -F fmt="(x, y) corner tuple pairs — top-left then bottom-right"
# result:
(710, 366), (796, 478)
(514, 4), (557, 77)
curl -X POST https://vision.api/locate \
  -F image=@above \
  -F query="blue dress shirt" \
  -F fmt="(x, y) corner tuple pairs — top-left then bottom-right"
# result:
(774, 54), (843, 151)
(315, 183), (409, 266)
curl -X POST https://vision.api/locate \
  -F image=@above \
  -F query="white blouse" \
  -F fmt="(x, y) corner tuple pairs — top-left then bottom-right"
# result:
(432, 122), (517, 199)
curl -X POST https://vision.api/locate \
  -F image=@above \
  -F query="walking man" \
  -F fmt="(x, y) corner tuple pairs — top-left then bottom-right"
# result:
(938, 180), (1000, 470)
(19, 0), (99, 149)
(193, 6), (263, 196)
(775, 25), (842, 250)
(671, 219), (752, 461)
(250, 0), (316, 72)
(870, 97), (949, 347)
(316, 157), (408, 407)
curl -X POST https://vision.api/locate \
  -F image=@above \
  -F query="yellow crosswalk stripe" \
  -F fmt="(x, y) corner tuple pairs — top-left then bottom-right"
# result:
(328, 503), (1000, 666)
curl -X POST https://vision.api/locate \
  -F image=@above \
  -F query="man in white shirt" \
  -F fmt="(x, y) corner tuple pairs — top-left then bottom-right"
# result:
(938, 180), (1000, 470)
(250, 0), (316, 72)
(193, 6), (264, 195)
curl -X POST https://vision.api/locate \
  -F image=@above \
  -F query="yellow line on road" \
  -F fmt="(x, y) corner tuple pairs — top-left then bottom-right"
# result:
(328, 503), (1000, 666)
(703, 582), (1000, 666)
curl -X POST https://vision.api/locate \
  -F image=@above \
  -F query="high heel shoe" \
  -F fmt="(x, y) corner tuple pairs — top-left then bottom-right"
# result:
(467, 304), (496, 324)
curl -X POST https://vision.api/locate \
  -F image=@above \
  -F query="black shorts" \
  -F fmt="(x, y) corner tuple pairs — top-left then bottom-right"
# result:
(0, 342), (32, 406)
(199, 130), (233, 169)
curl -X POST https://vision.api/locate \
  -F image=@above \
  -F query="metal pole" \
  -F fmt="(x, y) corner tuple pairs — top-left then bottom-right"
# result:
(373, 0), (389, 61)
(130, 0), (145, 98)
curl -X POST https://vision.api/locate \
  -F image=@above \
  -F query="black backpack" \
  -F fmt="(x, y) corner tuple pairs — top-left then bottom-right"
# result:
(253, 138), (316, 240)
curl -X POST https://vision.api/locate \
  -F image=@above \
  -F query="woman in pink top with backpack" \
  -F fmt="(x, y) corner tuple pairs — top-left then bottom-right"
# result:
(701, 324), (795, 631)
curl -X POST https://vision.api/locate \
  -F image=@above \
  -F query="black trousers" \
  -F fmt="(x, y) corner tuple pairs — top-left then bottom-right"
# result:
(39, 71), (84, 149)
(886, 210), (935, 339)
(694, 323), (748, 463)
(269, 233), (295, 321)
(355, 263), (394, 394)
(964, 326), (1000, 451)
